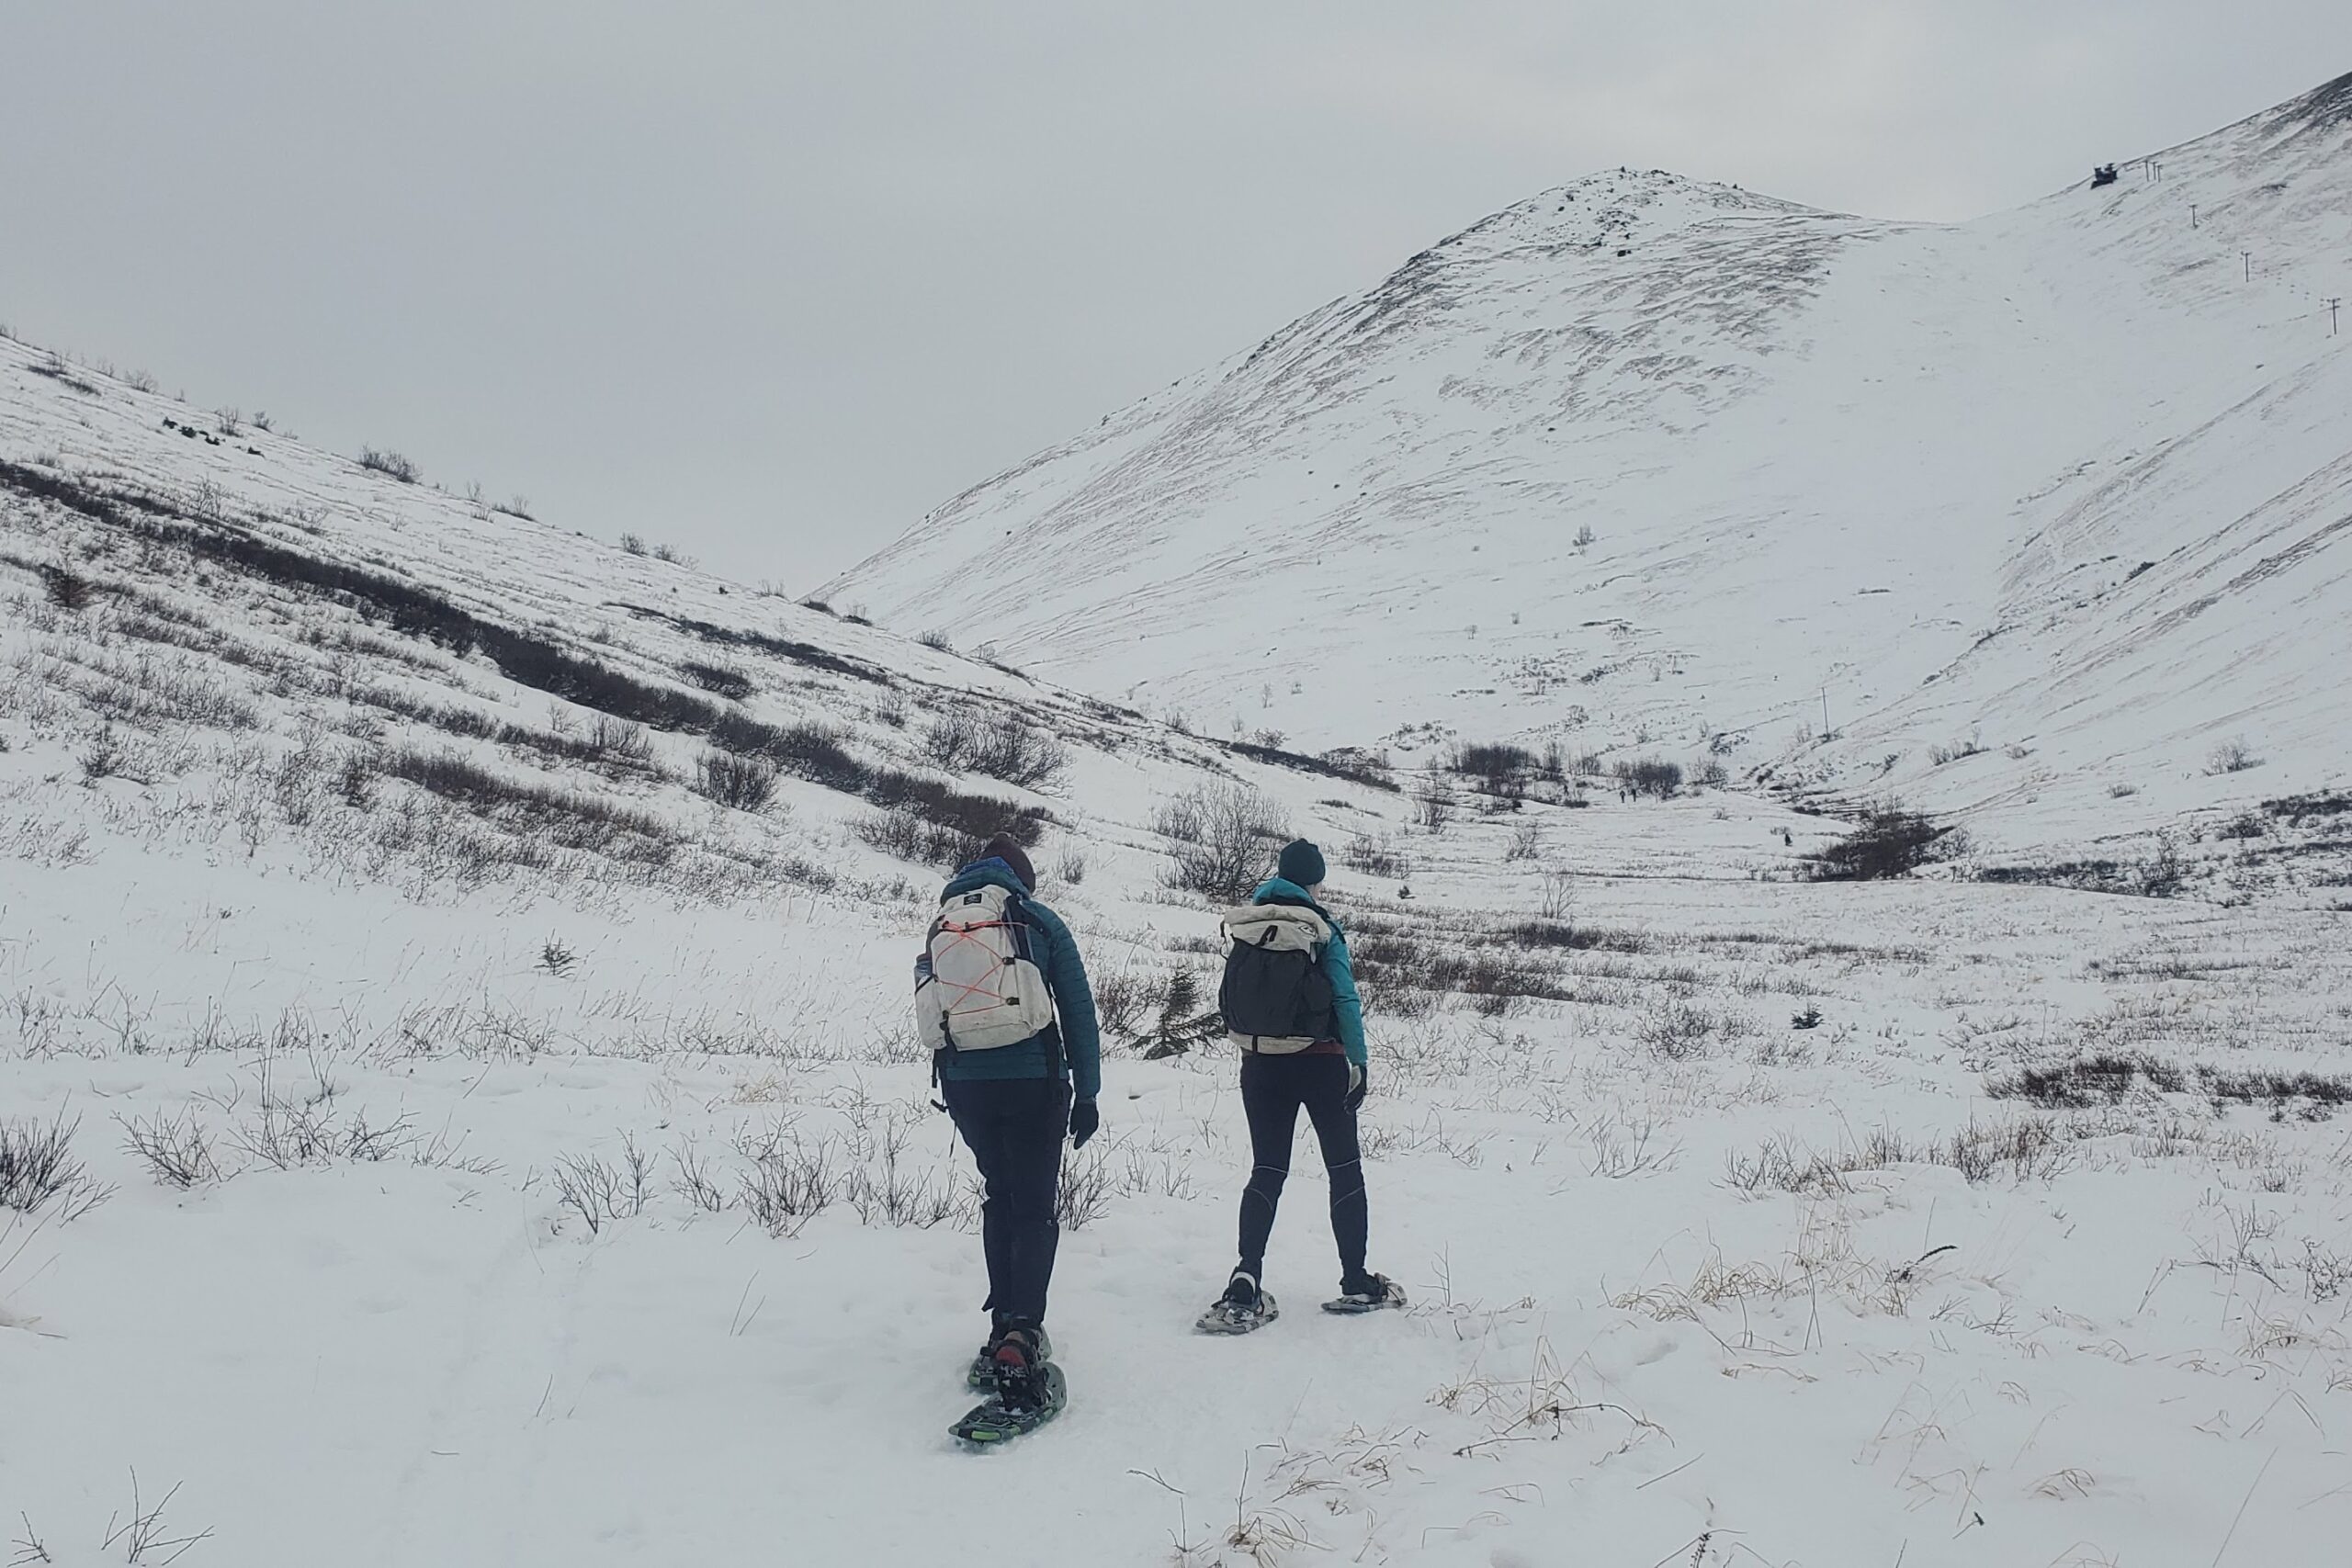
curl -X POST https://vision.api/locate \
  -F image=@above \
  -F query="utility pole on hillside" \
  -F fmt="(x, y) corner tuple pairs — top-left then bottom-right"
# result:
(2331, 299), (2343, 337)
(1820, 688), (1831, 743)
(2189, 203), (2198, 228)
(2242, 252), (2253, 282)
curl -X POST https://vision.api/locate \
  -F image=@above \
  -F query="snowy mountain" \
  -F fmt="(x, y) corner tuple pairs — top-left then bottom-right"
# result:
(8, 81), (2352, 1568)
(829, 71), (2352, 854)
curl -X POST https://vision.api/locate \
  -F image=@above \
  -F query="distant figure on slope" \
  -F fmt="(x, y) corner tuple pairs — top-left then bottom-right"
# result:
(918, 835), (1100, 1434)
(1198, 839), (1403, 1334)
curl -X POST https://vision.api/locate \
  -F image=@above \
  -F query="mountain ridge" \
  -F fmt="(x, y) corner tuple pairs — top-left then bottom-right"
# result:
(827, 70), (2352, 854)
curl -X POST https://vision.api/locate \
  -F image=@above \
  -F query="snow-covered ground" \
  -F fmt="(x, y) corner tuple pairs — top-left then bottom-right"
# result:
(6, 78), (2352, 1568)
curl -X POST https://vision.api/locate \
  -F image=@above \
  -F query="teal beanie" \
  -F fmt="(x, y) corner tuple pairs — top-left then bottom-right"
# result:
(1277, 839), (1327, 887)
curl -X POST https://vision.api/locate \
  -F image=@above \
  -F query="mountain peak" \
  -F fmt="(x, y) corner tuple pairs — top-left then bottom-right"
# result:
(1438, 169), (1836, 263)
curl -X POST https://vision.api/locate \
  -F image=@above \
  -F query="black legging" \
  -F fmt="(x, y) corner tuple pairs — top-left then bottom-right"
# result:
(944, 1076), (1069, 1326)
(1236, 1052), (1367, 1285)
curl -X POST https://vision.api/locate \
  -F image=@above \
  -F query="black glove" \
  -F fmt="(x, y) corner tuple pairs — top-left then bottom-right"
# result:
(1343, 1064), (1368, 1114)
(1068, 1098), (1100, 1148)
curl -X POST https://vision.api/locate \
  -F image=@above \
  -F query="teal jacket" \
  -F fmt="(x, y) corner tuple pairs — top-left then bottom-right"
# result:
(1251, 876), (1368, 1068)
(931, 860), (1102, 1100)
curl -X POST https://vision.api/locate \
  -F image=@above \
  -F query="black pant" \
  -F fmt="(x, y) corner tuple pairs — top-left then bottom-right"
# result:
(944, 1077), (1069, 1327)
(1236, 1052), (1367, 1286)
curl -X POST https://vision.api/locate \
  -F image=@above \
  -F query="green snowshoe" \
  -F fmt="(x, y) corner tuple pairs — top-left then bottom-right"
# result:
(952, 1361), (1067, 1447)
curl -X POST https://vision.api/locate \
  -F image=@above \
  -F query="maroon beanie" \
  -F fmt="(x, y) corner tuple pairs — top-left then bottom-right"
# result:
(980, 834), (1035, 892)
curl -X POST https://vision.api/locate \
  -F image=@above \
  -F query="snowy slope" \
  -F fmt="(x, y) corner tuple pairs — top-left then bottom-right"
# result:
(7, 128), (2352, 1568)
(828, 71), (2352, 854)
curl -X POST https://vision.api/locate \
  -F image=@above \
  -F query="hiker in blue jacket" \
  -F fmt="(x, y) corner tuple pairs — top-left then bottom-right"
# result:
(1199, 838), (1403, 1333)
(928, 835), (1100, 1410)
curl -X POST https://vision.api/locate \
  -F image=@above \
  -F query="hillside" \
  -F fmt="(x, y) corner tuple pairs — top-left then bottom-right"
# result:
(828, 71), (2352, 858)
(6, 105), (2352, 1567)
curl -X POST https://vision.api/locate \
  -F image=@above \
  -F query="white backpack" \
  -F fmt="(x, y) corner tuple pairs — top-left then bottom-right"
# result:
(915, 884), (1057, 1052)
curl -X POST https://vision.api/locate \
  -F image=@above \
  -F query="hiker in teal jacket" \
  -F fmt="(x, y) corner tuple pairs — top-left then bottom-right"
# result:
(1199, 839), (1403, 1334)
(930, 836), (1099, 1410)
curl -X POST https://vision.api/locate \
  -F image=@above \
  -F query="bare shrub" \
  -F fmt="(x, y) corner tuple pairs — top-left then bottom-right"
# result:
(1413, 775), (1453, 832)
(736, 1126), (840, 1235)
(552, 1150), (646, 1236)
(1055, 844), (1088, 885)
(694, 751), (779, 812)
(1537, 866), (1576, 922)
(916, 629), (955, 652)
(671, 1140), (730, 1213)
(40, 565), (94, 611)
(682, 660), (754, 700)
(1342, 833), (1412, 877)
(356, 446), (421, 483)
(119, 1110), (221, 1189)
(1803, 806), (1968, 881)
(0, 1112), (114, 1222)
(618, 533), (648, 556)
(1091, 964), (1149, 1038)
(1158, 783), (1289, 901)
(1612, 757), (1682, 798)
(650, 541), (697, 568)
(856, 805), (980, 868)
(100, 1471), (213, 1565)
(585, 715), (655, 765)
(1505, 819), (1543, 862)
(1057, 1142), (1114, 1229)
(232, 1100), (414, 1170)
(1635, 1001), (1717, 1061)
(2206, 737), (2262, 775)
(79, 726), (126, 784)
(922, 708), (1071, 789)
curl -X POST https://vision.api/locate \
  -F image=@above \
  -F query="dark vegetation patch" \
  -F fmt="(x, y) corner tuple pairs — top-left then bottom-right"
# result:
(865, 770), (1046, 847)
(379, 748), (676, 860)
(0, 460), (1041, 850)
(357, 447), (422, 483)
(681, 660), (755, 700)
(1500, 919), (1650, 953)
(1988, 1052), (2352, 1120)
(2264, 789), (2352, 827)
(610, 603), (888, 685)
(922, 708), (1070, 790)
(693, 751), (778, 812)
(1216, 737), (1400, 792)
(1802, 807), (1969, 881)
(1977, 840), (2187, 898)
(1347, 931), (1577, 1015)
(854, 807), (991, 869)
(1613, 757), (1683, 798)
(40, 563), (97, 610)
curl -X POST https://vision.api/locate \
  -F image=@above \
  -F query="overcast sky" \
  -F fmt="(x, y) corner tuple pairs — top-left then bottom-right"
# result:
(3, 4), (2342, 585)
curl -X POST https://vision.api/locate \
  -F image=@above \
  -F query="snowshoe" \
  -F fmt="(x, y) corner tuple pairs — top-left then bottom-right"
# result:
(966, 1324), (1052, 1390)
(952, 1349), (1067, 1447)
(1196, 1271), (1280, 1336)
(1322, 1273), (1408, 1314)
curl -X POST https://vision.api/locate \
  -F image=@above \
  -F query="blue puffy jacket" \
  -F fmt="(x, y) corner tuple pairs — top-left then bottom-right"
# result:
(930, 859), (1102, 1100)
(1250, 876), (1368, 1068)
